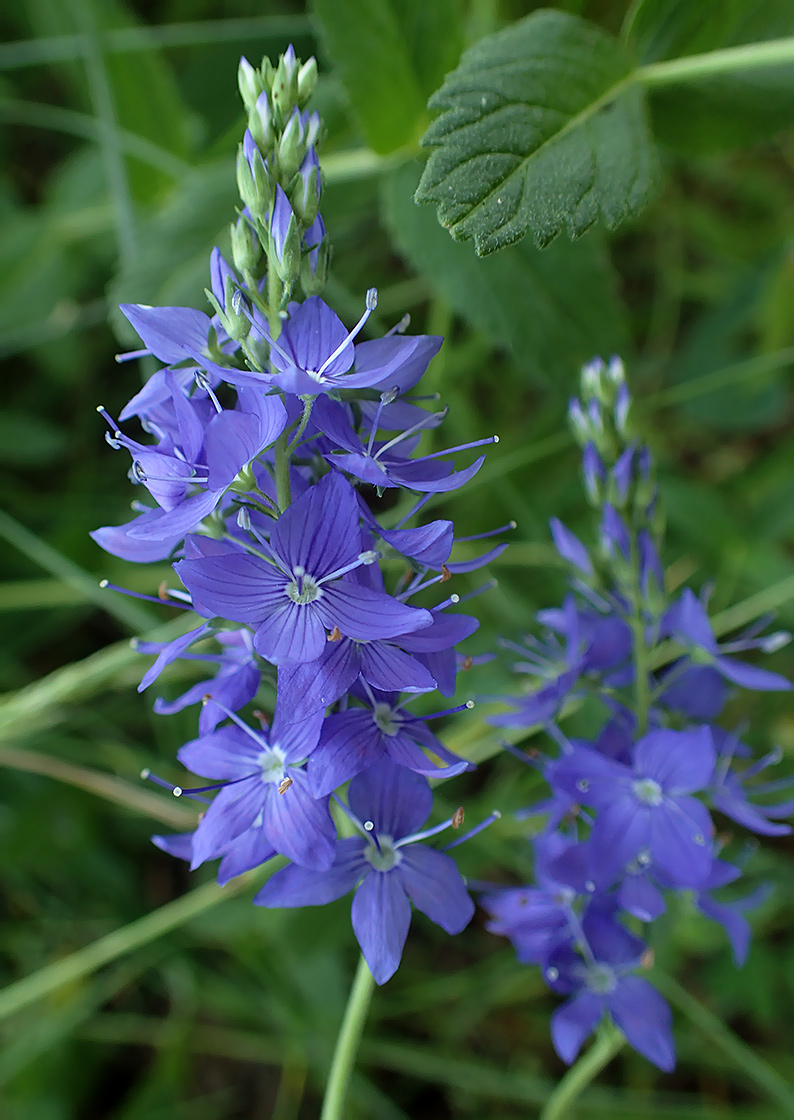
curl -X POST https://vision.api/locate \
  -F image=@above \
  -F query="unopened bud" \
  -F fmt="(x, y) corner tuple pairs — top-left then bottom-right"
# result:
(238, 56), (264, 112)
(300, 216), (329, 296)
(249, 90), (275, 155)
(230, 216), (261, 278)
(289, 148), (321, 225)
(271, 45), (299, 123)
(269, 185), (301, 283)
(296, 57), (318, 106)
(278, 107), (306, 180)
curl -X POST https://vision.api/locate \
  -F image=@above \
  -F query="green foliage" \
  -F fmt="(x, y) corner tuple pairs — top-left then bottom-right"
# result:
(311, 0), (464, 154)
(384, 162), (628, 384)
(1, 0), (794, 1117)
(415, 9), (658, 253)
(628, 0), (794, 152)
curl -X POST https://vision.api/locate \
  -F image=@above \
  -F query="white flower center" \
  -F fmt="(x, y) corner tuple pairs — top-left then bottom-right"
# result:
(632, 778), (663, 806)
(586, 963), (617, 995)
(285, 570), (322, 605)
(258, 746), (287, 785)
(372, 702), (400, 737)
(364, 834), (402, 873)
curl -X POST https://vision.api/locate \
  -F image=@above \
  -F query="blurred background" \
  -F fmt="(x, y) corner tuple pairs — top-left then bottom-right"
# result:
(1, 1), (793, 1117)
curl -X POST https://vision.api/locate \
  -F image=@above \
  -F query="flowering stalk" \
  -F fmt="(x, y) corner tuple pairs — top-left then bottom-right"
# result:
(486, 357), (792, 1082)
(320, 953), (376, 1120)
(92, 43), (505, 1107)
(540, 1021), (624, 1120)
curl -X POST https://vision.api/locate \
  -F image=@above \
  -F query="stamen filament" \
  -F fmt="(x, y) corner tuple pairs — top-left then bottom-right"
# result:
(456, 520), (516, 542)
(99, 580), (193, 609)
(374, 410), (447, 460)
(413, 435), (499, 463)
(315, 288), (378, 378)
(440, 810), (501, 851)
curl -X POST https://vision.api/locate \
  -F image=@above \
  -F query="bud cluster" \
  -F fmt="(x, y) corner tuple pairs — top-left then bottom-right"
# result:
(233, 46), (327, 296)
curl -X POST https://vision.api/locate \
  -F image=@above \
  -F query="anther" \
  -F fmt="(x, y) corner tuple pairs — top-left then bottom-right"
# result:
(465, 700), (475, 709)
(140, 768), (150, 780)
(278, 776), (293, 795)
(158, 581), (169, 601)
(441, 564), (451, 582)
(99, 579), (109, 589)
(327, 626), (342, 642)
(202, 694), (213, 705)
(450, 593), (460, 603)
(452, 807), (465, 829)
(364, 821), (374, 832)
(462, 655), (473, 672)
(173, 786), (184, 798)
(365, 287), (378, 311)
(640, 948), (655, 970)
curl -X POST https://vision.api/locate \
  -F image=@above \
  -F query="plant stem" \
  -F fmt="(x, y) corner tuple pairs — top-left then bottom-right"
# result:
(540, 1022), (624, 1120)
(639, 36), (794, 87)
(652, 970), (794, 1114)
(266, 249), (291, 512)
(320, 954), (376, 1120)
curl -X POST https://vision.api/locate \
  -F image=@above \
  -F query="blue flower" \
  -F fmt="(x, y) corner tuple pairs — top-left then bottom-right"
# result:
(177, 706), (334, 871)
(551, 727), (716, 888)
(545, 907), (675, 1071)
(255, 760), (475, 983)
(175, 471), (432, 664)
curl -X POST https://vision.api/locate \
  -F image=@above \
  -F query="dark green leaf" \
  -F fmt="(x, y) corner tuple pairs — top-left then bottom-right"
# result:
(416, 9), (658, 254)
(311, 0), (464, 154)
(384, 162), (627, 386)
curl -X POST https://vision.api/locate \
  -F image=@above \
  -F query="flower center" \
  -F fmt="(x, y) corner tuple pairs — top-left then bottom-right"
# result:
(364, 834), (402, 873)
(372, 702), (400, 737)
(585, 963), (617, 995)
(258, 746), (287, 784)
(285, 568), (322, 605)
(632, 778), (663, 806)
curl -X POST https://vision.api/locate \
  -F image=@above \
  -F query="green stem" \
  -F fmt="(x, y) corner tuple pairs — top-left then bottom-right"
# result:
(639, 36), (794, 87)
(266, 250), (292, 513)
(628, 539), (651, 736)
(652, 970), (794, 1114)
(286, 397), (315, 456)
(320, 954), (376, 1120)
(540, 1022), (624, 1120)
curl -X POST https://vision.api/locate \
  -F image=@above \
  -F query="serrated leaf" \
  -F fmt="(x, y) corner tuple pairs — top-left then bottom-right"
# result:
(416, 9), (658, 255)
(384, 162), (627, 387)
(312, 0), (463, 154)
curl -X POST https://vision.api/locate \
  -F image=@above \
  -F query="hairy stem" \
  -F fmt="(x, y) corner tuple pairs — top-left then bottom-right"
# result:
(639, 36), (794, 87)
(320, 954), (376, 1120)
(540, 1022), (624, 1120)
(266, 250), (291, 512)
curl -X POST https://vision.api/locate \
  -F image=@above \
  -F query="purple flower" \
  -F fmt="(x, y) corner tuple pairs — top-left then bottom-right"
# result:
(255, 760), (475, 983)
(175, 471), (432, 664)
(546, 907), (675, 1071)
(308, 684), (471, 796)
(551, 727), (716, 888)
(313, 397), (491, 494)
(660, 590), (791, 717)
(694, 860), (770, 966)
(177, 706), (334, 871)
(710, 731), (794, 837)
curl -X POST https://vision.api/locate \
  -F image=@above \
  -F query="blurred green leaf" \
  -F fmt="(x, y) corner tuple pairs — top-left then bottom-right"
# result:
(384, 162), (628, 385)
(627, 0), (794, 151)
(311, 0), (464, 155)
(416, 9), (657, 254)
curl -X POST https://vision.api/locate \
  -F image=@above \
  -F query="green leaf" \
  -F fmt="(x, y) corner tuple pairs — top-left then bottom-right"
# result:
(415, 9), (658, 254)
(311, 0), (464, 154)
(627, 0), (794, 151)
(383, 163), (627, 385)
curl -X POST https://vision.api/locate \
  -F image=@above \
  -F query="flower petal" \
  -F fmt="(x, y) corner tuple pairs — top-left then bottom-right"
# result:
(351, 871), (412, 985)
(262, 772), (335, 870)
(175, 553), (285, 623)
(609, 977), (675, 1071)
(635, 727), (715, 794)
(551, 992), (605, 1064)
(319, 582), (432, 642)
(398, 844), (474, 933)
(255, 837), (367, 907)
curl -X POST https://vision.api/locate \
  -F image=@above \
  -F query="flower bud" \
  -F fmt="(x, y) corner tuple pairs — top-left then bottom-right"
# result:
(296, 57), (318, 106)
(238, 131), (272, 220)
(289, 148), (321, 224)
(260, 56), (275, 91)
(230, 215), (261, 276)
(568, 397), (589, 446)
(249, 91), (274, 155)
(271, 45), (299, 124)
(238, 56), (264, 112)
(278, 107), (306, 180)
(269, 184), (301, 283)
(300, 214), (328, 296)
(580, 358), (604, 402)
(582, 441), (605, 506)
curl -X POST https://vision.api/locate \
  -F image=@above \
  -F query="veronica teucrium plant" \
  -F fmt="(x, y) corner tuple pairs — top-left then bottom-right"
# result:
(483, 357), (792, 1113)
(93, 44), (504, 1118)
(92, 42), (794, 1120)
